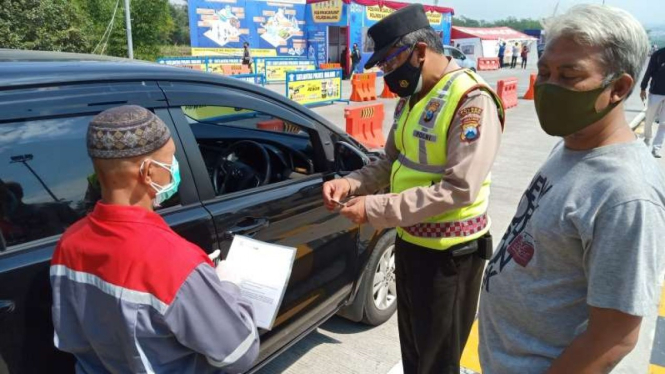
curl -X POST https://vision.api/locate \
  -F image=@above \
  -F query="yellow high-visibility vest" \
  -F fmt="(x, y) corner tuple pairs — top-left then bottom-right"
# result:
(391, 69), (504, 250)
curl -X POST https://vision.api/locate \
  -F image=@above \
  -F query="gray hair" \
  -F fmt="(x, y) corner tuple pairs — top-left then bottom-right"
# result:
(395, 27), (445, 54)
(543, 4), (649, 88)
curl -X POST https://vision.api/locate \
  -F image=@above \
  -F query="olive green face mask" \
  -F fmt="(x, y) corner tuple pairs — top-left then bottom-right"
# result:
(534, 82), (621, 137)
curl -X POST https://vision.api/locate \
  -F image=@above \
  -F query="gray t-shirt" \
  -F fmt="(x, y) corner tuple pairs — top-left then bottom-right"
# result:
(479, 140), (665, 373)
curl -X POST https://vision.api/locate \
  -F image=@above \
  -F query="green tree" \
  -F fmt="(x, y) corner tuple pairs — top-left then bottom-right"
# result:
(0, 0), (91, 52)
(76, 0), (174, 60)
(453, 15), (543, 31)
(169, 4), (190, 46)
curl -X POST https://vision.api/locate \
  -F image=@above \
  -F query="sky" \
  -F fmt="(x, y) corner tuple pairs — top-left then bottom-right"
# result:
(418, 0), (662, 27)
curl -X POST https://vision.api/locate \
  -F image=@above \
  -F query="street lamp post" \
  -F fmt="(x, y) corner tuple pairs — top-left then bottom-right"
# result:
(9, 154), (59, 202)
(124, 0), (134, 59)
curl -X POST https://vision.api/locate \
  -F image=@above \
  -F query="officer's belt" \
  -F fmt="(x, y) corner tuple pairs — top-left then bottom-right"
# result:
(402, 213), (488, 239)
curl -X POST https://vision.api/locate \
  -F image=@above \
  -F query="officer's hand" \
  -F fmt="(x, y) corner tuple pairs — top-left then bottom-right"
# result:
(340, 196), (368, 224)
(640, 90), (647, 102)
(215, 260), (242, 285)
(323, 179), (351, 211)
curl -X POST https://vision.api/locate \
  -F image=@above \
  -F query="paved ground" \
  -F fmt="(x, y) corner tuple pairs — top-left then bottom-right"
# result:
(258, 66), (665, 374)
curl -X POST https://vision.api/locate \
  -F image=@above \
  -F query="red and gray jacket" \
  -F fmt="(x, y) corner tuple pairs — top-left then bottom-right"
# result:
(50, 203), (259, 373)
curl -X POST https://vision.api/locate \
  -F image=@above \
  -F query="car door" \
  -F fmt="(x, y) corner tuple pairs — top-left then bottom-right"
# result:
(159, 80), (362, 365)
(0, 81), (216, 374)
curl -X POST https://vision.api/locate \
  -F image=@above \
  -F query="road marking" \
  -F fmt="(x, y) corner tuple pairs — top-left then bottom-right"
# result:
(461, 320), (482, 373)
(650, 364), (665, 374)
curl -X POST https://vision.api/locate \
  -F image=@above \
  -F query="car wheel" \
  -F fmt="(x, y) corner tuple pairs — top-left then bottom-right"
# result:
(362, 233), (397, 325)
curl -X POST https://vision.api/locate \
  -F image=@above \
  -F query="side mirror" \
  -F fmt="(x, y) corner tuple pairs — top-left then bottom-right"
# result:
(335, 141), (370, 175)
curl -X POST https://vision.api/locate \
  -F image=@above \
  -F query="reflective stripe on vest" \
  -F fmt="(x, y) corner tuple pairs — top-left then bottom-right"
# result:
(390, 69), (503, 250)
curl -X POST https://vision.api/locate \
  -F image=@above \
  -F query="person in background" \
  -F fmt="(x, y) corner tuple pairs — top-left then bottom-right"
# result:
(323, 5), (504, 373)
(498, 41), (506, 68)
(479, 5), (665, 374)
(341, 46), (349, 79)
(520, 44), (529, 69)
(51, 105), (259, 373)
(242, 42), (253, 72)
(350, 43), (361, 78)
(510, 42), (519, 68)
(640, 45), (665, 157)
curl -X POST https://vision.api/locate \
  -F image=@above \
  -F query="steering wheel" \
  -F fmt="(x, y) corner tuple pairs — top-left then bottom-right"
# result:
(213, 140), (271, 195)
(288, 148), (315, 174)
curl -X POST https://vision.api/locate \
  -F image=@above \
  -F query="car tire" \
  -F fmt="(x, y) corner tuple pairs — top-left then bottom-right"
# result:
(362, 231), (398, 326)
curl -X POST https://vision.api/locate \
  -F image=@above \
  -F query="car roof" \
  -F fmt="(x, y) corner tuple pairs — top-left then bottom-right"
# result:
(0, 49), (349, 140)
(0, 49), (260, 93)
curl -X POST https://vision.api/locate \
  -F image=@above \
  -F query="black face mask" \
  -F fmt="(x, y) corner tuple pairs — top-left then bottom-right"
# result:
(384, 49), (423, 98)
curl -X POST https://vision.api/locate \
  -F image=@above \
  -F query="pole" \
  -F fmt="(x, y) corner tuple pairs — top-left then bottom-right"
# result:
(124, 0), (134, 59)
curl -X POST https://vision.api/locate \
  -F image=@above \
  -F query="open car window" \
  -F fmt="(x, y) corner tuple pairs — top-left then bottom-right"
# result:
(182, 105), (319, 197)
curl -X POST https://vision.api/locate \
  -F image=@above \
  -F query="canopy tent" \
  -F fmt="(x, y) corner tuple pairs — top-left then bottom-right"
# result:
(451, 26), (538, 66)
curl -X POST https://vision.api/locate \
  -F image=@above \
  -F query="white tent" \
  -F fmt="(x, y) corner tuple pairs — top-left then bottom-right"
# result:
(451, 26), (539, 67)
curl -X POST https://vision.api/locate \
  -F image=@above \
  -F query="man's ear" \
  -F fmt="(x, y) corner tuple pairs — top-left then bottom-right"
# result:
(611, 73), (634, 102)
(139, 159), (154, 186)
(416, 42), (427, 62)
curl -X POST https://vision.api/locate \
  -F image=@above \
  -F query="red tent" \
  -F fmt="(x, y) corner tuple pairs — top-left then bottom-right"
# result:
(451, 26), (536, 41)
(450, 26), (538, 64)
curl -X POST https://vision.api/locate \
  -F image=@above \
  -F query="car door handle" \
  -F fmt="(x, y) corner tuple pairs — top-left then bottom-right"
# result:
(0, 300), (15, 315)
(224, 218), (270, 240)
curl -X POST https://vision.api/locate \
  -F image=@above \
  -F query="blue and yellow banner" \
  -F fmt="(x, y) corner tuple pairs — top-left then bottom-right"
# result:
(189, 0), (308, 57)
(232, 74), (266, 86)
(265, 58), (317, 83)
(158, 56), (249, 75)
(157, 57), (208, 71)
(254, 56), (307, 76)
(286, 69), (342, 106)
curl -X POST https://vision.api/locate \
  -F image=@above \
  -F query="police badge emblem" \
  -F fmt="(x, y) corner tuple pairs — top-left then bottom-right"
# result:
(460, 121), (481, 142)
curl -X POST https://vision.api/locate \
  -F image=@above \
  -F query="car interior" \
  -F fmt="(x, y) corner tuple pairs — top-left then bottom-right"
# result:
(183, 106), (318, 195)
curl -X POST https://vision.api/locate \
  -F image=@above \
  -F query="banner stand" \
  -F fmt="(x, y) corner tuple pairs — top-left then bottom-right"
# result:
(285, 69), (348, 107)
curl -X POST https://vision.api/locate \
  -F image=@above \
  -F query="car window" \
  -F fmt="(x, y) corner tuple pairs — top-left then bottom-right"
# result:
(443, 47), (453, 57)
(0, 114), (179, 252)
(182, 105), (318, 197)
(451, 48), (464, 59)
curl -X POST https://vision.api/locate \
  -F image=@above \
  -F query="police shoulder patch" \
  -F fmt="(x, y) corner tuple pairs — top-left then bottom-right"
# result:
(460, 118), (481, 143)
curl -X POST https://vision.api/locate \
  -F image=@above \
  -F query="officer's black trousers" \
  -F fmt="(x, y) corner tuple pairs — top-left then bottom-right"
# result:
(395, 235), (485, 374)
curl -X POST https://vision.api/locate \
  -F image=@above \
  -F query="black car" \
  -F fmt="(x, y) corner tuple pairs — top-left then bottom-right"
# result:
(0, 50), (398, 373)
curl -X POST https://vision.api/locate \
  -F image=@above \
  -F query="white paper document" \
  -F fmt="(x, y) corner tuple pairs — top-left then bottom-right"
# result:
(225, 235), (296, 330)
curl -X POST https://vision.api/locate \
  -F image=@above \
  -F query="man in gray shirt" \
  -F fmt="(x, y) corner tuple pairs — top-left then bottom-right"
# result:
(479, 5), (665, 373)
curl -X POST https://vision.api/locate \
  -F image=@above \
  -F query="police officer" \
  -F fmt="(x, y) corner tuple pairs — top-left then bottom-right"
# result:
(322, 5), (504, 374)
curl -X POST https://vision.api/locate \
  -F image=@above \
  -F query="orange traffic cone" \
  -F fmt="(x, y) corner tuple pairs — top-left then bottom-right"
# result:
(380, 83), (397, 99)
(523, 73), (536, 100)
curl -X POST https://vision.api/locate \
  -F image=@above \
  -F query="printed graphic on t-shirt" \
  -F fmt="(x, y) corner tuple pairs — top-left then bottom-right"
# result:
(507, 232), (534, 266)
(483, 173), (552, 292)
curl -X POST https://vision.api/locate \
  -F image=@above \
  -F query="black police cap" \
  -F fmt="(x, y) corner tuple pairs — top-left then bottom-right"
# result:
(365, 4), (431, 70)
